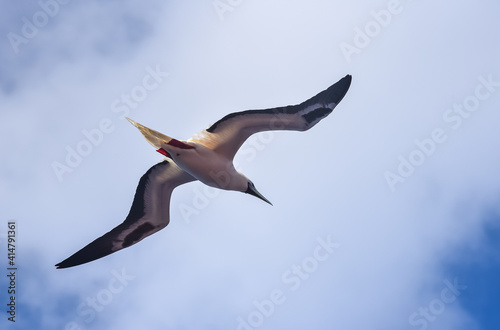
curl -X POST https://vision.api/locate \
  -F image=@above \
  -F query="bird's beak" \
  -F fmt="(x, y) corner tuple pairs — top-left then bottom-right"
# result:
(246, 184), (273, 206)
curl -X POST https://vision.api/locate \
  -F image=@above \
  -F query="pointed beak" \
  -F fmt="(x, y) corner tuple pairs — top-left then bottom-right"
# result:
(246, 184), (273, 206)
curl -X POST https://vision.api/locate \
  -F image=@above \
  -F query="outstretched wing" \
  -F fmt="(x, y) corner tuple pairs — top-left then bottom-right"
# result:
(55, 159), (195, 269)
(189, 75), (352, 159)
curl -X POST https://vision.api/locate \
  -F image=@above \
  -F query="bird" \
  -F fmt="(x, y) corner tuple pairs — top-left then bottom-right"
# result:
(55, 74), (352, 269)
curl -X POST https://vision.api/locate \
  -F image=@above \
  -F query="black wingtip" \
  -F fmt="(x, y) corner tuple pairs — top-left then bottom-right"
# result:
(55, 259), (80, 269)
(326, 74), (352, 105)
(55, 257), (85, 269)
(54, 244), (117, 269)
(55, 263), (68, 269)
(300, 74), (352, 109)
(54, 238), (115, 269)
(54, 255), (102, 269)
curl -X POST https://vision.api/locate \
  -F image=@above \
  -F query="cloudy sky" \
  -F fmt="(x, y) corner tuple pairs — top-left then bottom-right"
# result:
(1, 0), (499, 329)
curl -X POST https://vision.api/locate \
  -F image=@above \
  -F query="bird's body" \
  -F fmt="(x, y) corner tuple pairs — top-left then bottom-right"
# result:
(55, 75), (352, 269)
(165, 141), (244, 191)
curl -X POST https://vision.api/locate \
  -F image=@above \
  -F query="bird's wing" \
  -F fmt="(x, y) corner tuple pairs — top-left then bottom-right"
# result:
(55, 159), (195, 269)
(189, 75), (351, 159)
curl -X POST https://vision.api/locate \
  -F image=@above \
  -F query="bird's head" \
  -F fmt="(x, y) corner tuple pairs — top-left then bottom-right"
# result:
(245, 180), (273, 205)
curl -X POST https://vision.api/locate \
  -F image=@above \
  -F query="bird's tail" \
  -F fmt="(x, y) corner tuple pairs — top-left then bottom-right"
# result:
(126, 117), (193, 157)
(126, 117), (173, 149)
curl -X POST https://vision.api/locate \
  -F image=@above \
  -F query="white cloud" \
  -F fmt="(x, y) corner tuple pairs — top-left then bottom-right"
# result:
(1, 0), (499, 329)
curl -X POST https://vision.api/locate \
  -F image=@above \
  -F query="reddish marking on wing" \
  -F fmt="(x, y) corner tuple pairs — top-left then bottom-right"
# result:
(156, 148), (172, 158)
(167, 139), (195, 149)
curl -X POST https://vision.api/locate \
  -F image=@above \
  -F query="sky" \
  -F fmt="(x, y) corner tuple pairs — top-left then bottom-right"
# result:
(1, 0), (499, 329)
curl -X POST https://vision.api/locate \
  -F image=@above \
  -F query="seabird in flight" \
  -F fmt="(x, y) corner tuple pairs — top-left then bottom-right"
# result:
(55, 75), (352, 268)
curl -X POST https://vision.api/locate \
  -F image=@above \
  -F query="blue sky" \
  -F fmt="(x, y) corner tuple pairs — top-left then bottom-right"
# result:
(1, 0), (500, 329)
